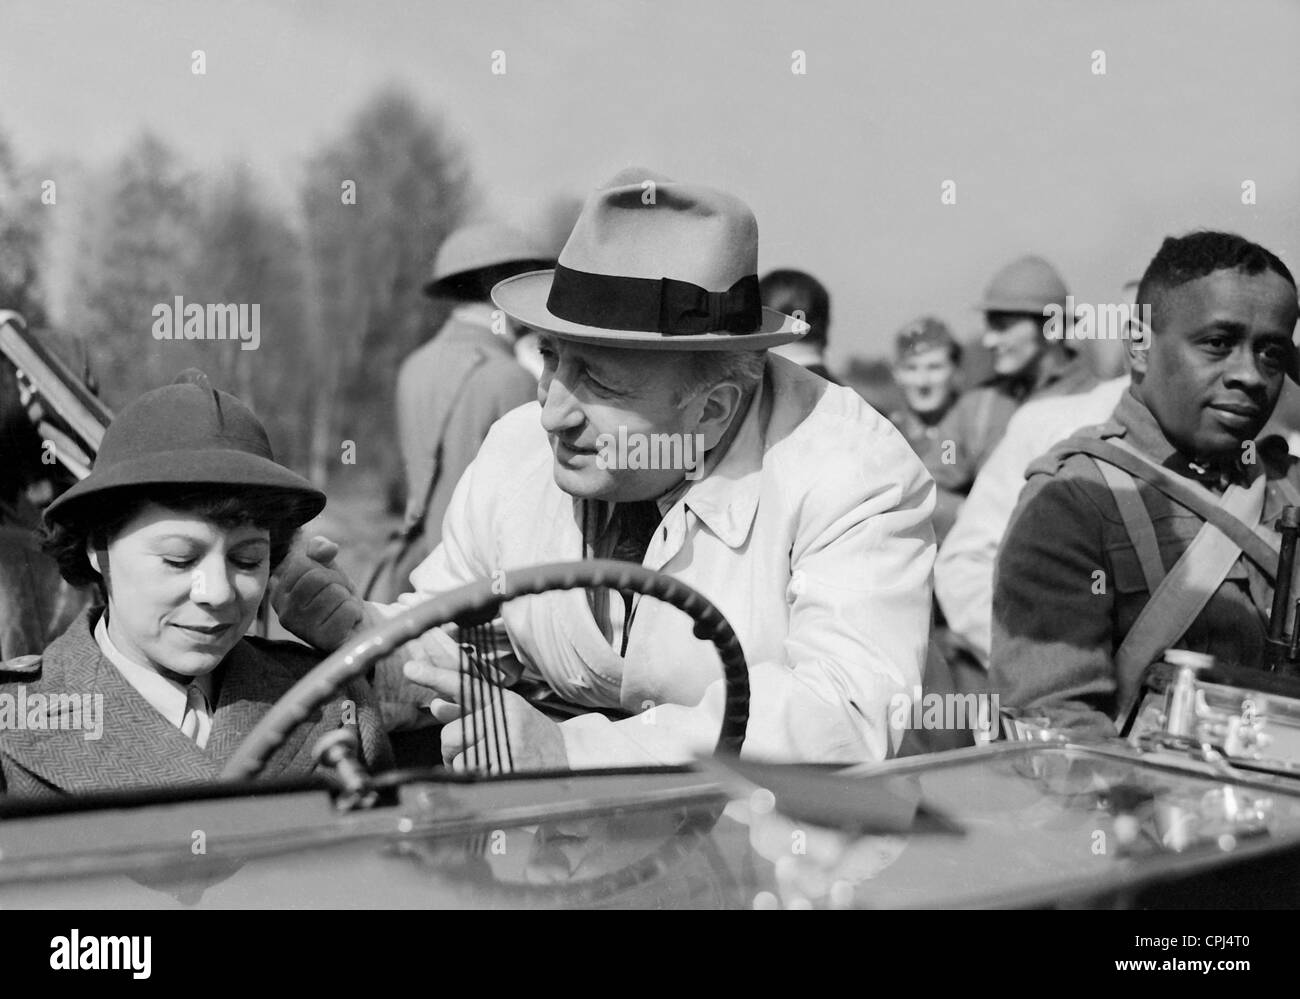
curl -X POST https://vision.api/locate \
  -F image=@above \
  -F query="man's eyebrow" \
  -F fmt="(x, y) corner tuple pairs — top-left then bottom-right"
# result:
(572, 352), (634, 389)
(579, 355), (622, 382)
(1193, 320), (1249, 337)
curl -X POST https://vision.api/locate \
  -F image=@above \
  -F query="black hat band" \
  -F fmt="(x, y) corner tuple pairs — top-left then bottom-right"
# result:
(546, 263), (761, 336)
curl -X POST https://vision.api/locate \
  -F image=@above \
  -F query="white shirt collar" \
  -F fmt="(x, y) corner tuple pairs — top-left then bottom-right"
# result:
(94, 613), (215, 732)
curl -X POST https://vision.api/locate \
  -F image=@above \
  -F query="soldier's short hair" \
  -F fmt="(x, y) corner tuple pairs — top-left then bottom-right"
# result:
(1137, 230), (1297, 332)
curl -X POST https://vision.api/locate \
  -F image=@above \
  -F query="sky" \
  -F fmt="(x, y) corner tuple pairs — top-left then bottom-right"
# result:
(2, 0), (1298, 366)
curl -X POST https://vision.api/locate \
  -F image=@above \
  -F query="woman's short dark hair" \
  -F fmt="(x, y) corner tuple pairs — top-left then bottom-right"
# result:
(41, 484), (301, 594)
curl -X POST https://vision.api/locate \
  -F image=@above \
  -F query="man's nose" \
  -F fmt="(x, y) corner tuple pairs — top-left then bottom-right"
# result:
(1224, 346), (1268, 392)
(190, 559), (236, 606)
(539, 373), (584, 435)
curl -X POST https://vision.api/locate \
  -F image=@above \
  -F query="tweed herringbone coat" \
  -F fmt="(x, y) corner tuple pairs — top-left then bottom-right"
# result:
(0, 609), (393, 798)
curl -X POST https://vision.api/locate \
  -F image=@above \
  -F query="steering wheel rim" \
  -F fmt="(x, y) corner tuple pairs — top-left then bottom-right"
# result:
(221, 559), (751, 782)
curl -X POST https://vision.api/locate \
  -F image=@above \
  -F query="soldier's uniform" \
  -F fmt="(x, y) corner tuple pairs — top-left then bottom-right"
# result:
(991, 388), (1300, 738)
(889, 404), (965, 545)
(935, 253), (1100, 498)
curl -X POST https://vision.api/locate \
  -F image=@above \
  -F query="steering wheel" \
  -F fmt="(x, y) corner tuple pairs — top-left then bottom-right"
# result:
(221, 559), (750, 782)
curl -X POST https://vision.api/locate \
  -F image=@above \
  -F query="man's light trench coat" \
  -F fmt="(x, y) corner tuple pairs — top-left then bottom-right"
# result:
(388, 356), (935, 768)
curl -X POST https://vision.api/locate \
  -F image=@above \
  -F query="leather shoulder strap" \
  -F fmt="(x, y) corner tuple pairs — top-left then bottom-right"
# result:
(1112, 476), (1267, 726)
(1090, 458), (1165, 594)
(1067, 437), (1279, 577)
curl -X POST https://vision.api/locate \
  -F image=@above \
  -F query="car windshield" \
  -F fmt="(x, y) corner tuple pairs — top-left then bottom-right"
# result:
(4, 743), (1300, 909)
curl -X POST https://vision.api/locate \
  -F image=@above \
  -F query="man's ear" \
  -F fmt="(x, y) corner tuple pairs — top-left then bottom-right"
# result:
(1126, 319), (1151, 376)
(695, 381), (745, 451)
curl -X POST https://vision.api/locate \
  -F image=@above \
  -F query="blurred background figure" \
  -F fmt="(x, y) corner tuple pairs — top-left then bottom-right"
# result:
(935, 374), (1129, 673)
(362, 221), (554, 603)
(931, 254), (1098, 501)
(887, 317), (964, 544)
(761, 268), (838, 383)
(1076, 278), (1140, 381)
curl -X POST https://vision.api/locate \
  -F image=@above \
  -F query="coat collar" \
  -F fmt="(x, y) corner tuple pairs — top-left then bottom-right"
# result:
(673, 359), (771, 549)
(0, 609), (319, 794)
(1101, 388), (1262, 489)
(573, 358), (772, 553)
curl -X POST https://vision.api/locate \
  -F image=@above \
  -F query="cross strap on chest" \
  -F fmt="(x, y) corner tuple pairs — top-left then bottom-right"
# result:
(1071, 437), (1300, 726)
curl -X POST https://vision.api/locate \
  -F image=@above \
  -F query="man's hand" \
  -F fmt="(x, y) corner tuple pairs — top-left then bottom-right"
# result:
(271, 535), (367, 652)
(404, 659), (569, 772)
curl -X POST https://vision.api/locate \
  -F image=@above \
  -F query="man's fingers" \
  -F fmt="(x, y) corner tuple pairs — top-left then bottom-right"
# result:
(441, 708), (510, 770)
(429, 698), (462, 724)
(309, 584), (362, 628)
(441, 711), (484, 763)
(274, 566), (345, 614)
(271, 565), (364, 652)
(404, 661), (466, 700)
(401, 626), (464, 672)
(305, 535), (340, 565)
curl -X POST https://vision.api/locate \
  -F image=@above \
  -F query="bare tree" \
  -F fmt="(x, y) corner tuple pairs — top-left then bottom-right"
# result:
(299, 87), (475, 488)
(67, 133), (199, 406)
(186, 164), (311, 465)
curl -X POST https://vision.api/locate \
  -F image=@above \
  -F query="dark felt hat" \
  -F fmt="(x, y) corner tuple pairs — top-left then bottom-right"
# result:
(44, 370), (324, 528)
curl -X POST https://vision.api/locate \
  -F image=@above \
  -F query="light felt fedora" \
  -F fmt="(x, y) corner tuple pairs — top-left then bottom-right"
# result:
(491, 168), (807, 351)
(425, 221), (554, 299)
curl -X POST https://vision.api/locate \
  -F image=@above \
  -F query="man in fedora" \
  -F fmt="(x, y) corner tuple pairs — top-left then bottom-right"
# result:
(364, 221), (554, 604)
(276, 168), (935, 771)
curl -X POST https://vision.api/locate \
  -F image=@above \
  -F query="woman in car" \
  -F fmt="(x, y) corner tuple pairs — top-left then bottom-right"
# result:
(0, 370), (392, 798)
